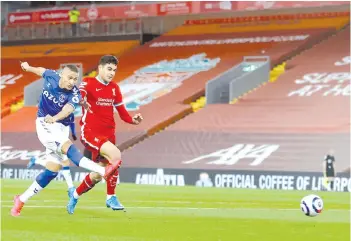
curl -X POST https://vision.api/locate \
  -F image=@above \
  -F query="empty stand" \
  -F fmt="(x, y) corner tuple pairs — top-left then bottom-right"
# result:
(1, 14), (349, 168)
(120, 26), (350, 173)
(113, 26), (342, 146)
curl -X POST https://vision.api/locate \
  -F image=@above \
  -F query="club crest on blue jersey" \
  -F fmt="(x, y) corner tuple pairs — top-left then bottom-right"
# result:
(59, 94), (66, 103)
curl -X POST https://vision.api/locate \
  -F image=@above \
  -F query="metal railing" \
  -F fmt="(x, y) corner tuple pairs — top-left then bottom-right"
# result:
(3, 18), (142, 41)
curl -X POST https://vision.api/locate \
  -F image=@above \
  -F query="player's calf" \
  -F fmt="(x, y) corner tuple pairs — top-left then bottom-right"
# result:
(61, 140), (119, 179)
(28, 156), (74, 193)
(76, 172), (102, 196)
(99, 143), (124, 208)
(105, 168), (124, 210)
(107, 169), (119, 196)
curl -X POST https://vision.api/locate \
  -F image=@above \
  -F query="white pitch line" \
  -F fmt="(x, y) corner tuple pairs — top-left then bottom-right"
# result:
(1, 205), (218, 210)
(0, 199), (262, 205)
(0, 204), (345, 212)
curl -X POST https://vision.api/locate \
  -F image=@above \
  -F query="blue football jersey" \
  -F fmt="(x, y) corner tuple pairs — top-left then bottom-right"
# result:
(37, 69), (81, 126)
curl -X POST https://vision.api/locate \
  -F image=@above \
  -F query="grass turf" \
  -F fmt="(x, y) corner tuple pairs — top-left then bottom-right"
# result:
(1, 179), (349, 241)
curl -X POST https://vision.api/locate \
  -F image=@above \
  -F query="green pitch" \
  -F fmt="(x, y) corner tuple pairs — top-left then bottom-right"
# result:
(1, 179), (349, 241)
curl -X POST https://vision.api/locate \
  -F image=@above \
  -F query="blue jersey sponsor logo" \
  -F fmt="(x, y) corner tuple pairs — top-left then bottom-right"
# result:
(37, 69), (81, 126)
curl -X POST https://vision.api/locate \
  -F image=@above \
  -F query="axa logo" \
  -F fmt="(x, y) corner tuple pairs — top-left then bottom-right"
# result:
(43, 90), (64, 107)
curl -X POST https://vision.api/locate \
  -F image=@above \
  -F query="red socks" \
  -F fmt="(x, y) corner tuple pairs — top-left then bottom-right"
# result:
(107, 169), (119, 195)
(76, 164), (120, 197)
(76, 174), (95, 195)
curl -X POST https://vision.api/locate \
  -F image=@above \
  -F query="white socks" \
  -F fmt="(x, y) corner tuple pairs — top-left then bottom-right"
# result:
(107, 194), (116, 200)
(19, 181), (43, 203)
(61, 169), (74, 188)
(73, 190), (80, 199)
(79, 157), (105, 175)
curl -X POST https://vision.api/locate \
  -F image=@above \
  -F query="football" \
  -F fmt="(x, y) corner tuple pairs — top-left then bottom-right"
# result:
(300, 194), (324, 217)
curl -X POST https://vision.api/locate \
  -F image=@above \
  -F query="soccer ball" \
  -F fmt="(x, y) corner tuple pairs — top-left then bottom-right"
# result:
(300, 194), (323, 217)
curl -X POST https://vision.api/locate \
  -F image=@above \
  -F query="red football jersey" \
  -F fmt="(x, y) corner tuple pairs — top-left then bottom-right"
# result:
(79, 77), (133, 131)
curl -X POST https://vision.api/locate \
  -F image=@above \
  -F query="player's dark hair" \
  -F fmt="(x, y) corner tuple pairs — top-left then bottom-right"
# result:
(63, 64), (79, 73)
(99, 55), (118, 66)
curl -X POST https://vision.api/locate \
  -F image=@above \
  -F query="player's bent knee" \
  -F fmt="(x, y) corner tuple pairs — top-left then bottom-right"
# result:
(100, 141), (121, 163)
(46, 161), (62, 172)
(89, 172), (102, 183)
(65, 144), (84, 166)
(61, 159), (70, 167)
(61, 140), (73, 154)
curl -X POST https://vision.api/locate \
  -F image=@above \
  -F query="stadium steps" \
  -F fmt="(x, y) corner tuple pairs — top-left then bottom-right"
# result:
(202, 22), (350, 106)
(121, 96), (206, 152)
(120, 22), (350, 152)
(10, 100), (24, 113)
(190, 96), (206, 112)
(231, 22), (350, 104)
(122, 107), (194, 152)
(282, 22), (350, 69)
(230, 62), (286, 105)
(230, 23), (350, 106)
(2, 94), (24, 117)
(178, 23), (349, 107)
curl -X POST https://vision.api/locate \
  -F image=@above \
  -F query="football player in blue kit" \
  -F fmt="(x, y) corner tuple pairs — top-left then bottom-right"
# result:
(26, 119), (78, 197)
(11, 62), (121, 217)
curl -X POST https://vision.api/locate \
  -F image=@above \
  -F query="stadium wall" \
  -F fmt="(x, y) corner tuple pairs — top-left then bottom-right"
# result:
(1, 34), (140, 46)
(1, 165), (350, 192)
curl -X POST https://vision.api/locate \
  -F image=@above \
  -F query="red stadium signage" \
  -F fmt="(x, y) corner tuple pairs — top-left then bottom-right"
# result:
(157, 2), (192, 16)
(8, 12), (32, 24)
(7, 1), (349, 25)
(7, 4), (154, 25)
(37, 9), (69, 22)
(78, 4), (154, 21)
(8, 10), (69, 24)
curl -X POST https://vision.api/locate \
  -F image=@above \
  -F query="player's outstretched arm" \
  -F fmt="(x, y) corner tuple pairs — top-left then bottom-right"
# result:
(115, 104), (133, 124)
(20, 61), (46, 77)
(115, 104), (143, 125)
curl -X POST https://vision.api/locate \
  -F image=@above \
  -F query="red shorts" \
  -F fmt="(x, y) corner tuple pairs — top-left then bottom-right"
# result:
(80, 127), (115, 163)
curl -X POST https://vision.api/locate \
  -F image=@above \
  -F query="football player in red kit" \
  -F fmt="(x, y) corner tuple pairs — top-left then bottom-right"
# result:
(67, 55), (143, 214)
